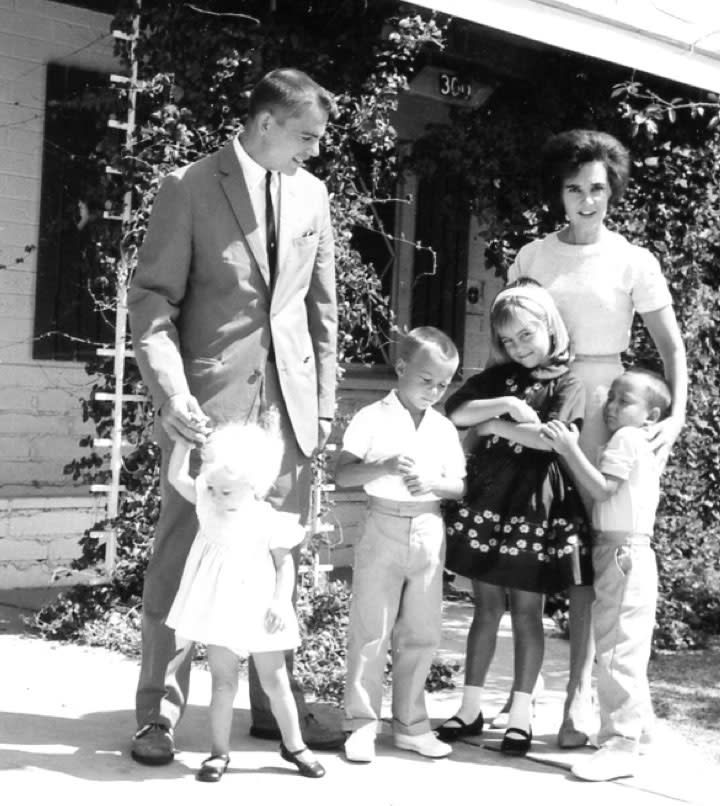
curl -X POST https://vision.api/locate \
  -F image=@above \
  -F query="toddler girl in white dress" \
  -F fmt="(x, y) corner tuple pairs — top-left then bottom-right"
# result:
(166, 412), (325, 781)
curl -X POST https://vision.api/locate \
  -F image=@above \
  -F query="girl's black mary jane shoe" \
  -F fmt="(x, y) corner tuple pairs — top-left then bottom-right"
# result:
(435, 712), (485, 743)
(196, 753), (230, 782)
(500, 727), (532, 757)
(280, 743), (326, 778)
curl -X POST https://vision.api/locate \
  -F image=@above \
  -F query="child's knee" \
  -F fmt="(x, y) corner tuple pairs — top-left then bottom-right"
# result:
(254, 653), (290, 698)
(211, 673), (239, 696)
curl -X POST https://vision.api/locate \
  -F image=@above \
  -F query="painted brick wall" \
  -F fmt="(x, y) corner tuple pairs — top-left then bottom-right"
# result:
(0, 493), (104, 587)
(0, 1), (116, 497)
(0, 2), (117, 586)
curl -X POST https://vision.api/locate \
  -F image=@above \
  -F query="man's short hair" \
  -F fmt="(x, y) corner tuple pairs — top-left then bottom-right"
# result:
(248, 68), (337, 120)
(397, 326), (459, 364)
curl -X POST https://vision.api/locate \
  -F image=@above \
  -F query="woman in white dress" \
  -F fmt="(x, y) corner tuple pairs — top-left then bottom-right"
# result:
(508, 129), (687, 747)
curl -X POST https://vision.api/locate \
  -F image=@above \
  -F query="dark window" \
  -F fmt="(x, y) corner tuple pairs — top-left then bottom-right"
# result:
(412, 172), (468, 362)
(33, 63), (113, 361)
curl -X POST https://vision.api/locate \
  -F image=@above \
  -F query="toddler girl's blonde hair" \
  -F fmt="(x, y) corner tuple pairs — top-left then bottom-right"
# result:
(201, 409), (283, 499)
(489, 279), (572, 367)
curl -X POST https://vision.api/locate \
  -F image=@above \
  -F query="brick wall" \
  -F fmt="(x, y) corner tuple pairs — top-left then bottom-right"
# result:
(0, 492), (104, 587)
(0, 1), (117, 586)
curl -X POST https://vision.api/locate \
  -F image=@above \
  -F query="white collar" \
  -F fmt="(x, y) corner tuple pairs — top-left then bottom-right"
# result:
(384, 389), (433, 423)
(233, 137), (274, 188)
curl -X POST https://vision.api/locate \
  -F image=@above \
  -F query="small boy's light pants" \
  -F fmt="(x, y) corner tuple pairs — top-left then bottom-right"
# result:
(344, 496), (444, 737)
(592, 531), (657, 752)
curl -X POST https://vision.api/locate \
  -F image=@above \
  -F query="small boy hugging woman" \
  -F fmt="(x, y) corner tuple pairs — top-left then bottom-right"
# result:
(544, 367), (672, 782)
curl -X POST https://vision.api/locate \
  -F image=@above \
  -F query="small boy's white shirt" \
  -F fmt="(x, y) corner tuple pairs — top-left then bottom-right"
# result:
(341, 390), (466, 502)
(593, 426), (661, 534)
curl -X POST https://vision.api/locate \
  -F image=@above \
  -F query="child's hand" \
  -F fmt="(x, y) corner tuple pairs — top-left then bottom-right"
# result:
(264, 602), (286, 633)
(540, 420), (579, 455)
(402, 468), (436, 497)
(384, 454), (415, 475)
(505, 397), (540, 424)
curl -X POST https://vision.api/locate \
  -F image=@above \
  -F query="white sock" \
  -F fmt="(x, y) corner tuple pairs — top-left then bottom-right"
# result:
(507, 690), (532, 735)
(456, 685), (484, 723)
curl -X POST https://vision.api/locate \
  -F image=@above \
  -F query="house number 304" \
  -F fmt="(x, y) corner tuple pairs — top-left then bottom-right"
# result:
(438, 73), (471, 99)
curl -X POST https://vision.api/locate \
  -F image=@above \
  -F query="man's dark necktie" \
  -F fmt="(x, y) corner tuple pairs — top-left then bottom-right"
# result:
(265, 170), (277, 284)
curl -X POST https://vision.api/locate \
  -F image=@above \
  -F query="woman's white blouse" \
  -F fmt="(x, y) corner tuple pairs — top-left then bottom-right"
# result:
(508, 230), (672, 355)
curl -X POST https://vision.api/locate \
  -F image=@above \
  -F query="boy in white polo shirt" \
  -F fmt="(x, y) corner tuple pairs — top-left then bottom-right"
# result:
(542, 367), (672, 782)
(336, 327), (466, 763)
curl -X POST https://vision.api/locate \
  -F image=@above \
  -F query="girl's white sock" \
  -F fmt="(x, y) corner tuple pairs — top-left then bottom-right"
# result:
(456, 685), (484, 723)
(507, 690), (533, 734)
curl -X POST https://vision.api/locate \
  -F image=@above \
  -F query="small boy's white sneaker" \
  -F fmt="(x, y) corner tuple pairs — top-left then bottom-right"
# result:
(344, 724), (376, 763)
(571, 747), (637, 781)
(394, 732), (452, 758)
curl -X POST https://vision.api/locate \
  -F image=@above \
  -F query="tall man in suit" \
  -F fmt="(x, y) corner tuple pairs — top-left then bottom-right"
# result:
(128, 68), (340, 765)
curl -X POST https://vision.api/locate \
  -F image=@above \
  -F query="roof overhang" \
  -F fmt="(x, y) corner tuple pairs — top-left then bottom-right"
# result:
(411, 0), (720, 93)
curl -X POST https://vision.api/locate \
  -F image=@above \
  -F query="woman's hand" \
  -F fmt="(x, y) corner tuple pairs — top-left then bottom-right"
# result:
(504, 397), (540, 424)
(646, 415), (684, 466)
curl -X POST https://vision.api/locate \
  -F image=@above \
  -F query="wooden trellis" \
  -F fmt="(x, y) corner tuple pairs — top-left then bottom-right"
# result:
(88, 9), (143, 576)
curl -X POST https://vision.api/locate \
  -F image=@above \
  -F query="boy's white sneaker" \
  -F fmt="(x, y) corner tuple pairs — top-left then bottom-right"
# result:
(344, 724), (377, 763)
(394, 732), (452, 758)
(571, 747), (637, 781)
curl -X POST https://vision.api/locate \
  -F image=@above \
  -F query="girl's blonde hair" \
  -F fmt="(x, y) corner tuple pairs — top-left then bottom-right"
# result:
(200, 409), (283, 499)
(489, 279), (572, 367)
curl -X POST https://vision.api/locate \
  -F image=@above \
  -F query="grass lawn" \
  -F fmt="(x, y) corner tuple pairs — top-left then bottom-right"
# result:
(649, 637), (720, 766)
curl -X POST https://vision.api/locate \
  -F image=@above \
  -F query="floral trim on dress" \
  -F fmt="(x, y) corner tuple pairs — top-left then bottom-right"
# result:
(444, 502), (591, 593)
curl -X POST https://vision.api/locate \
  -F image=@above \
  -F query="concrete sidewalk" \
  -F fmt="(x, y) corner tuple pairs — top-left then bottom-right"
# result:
(0, 592), (716, 806)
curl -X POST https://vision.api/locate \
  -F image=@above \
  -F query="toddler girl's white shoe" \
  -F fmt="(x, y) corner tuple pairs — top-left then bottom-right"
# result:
(344, 723), (377, 763)
(571, 747), (637, 781)
(394, 732), (452, 758)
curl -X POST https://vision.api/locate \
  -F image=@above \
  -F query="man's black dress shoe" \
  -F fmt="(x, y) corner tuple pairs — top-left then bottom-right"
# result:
(435, 712), (484, 743)
(130, 723), (175, 766)
(196, 754), (230, 782)
(279, 743), (326, 778)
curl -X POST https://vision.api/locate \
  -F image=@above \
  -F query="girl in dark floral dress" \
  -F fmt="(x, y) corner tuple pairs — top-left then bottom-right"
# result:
(436, 281), (591, 756)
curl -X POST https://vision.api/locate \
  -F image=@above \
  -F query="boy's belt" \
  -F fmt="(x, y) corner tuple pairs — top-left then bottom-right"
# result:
(368, 496), (442, 517)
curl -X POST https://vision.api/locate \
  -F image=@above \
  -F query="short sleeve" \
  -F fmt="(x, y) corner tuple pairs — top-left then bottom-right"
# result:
(507, 239), (541, 284)
(439, 418), (467, 479)
(445, 369), (501, 417)
(630, 246), (673, 313)
(545, 372), (586, 427)
(599, 427), (642, 481)
(269, 511), (306, 551)
(341, 406), (373, 459)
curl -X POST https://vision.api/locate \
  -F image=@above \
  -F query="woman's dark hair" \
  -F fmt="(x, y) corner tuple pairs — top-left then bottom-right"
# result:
(541, 129), (630, 213)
